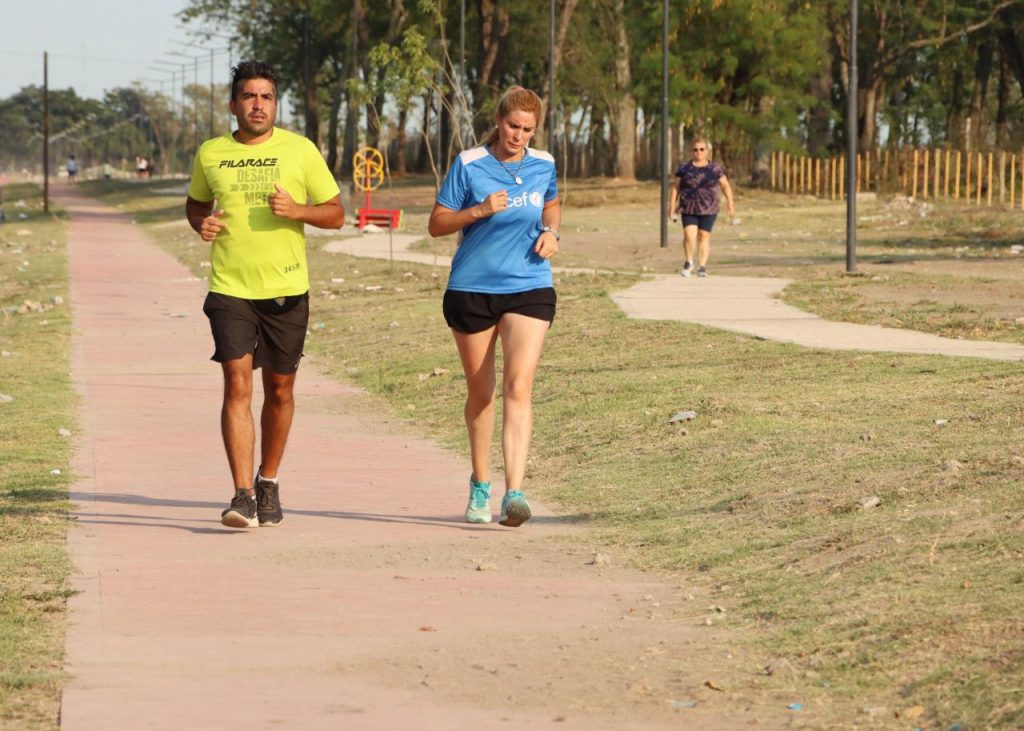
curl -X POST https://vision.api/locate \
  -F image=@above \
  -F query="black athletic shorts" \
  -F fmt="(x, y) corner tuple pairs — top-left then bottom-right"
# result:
(202, 291), (309, 373)
(681, 213), (717, 232)
(442, 287), (557, 334)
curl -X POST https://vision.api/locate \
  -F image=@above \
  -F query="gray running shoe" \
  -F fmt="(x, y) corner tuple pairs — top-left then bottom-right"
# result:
(697, 266), (708, 277)
(221, 489), (258, 528)
(680, 260), (693, 277)
(255, 473), (283, 527)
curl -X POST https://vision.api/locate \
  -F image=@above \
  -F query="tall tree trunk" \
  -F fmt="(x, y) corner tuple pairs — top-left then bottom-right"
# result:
(968, 39), (994, 151)
(751, 96), (775, 188)
(996, 7), (1024, 96)
(326, 81), (343, 175)
(946, 65), (966, 147)
(397, 107), (408, 174)
(420, 87), (433, 174)
(858, 81), (884, 152)
(807, 53), (833, 155)
(544, 0), (580, 147)
(995, 54), (1011, 148)
(301, 0), (319, 146)
(474, 0), (509, 136)
(609, 0), (636, 179)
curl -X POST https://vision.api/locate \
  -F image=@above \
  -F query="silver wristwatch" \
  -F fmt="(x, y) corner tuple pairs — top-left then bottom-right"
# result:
(541, 225), (560, 241)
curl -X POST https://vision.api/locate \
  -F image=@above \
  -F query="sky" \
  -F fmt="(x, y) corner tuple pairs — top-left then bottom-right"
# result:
(0, 0), (227, 101)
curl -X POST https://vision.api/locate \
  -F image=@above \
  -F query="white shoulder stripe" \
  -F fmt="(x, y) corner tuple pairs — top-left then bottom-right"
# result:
(459, 147), (489, 165)
(526, 148), (554, 164)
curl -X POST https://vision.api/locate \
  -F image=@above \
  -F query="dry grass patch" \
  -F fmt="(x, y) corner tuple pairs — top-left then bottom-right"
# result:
(0, 183), (75, 730)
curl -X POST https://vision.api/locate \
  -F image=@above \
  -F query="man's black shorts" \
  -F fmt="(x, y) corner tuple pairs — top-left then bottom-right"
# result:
(202, 291), (309, 373)
(442, 287), (556, 334)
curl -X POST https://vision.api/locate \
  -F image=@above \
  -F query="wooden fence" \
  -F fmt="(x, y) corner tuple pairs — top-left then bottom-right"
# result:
(768, 148), (1024, 208)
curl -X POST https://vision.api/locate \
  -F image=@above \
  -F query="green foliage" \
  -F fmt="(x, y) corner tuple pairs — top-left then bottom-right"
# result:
(364, 28), (440, 114)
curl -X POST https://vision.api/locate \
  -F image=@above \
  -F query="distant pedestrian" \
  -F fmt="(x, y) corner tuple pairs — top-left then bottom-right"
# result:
(427, 85), (559, 528)
(669, 138), (734, 277)
(136, 156), (148, 178)
(184, 60), (345, 529)
(102, 162), (113, 179)
(67, 154), (79, 183)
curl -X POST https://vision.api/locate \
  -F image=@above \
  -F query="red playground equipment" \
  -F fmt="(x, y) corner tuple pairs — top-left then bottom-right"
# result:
(353, 147), (402, 229)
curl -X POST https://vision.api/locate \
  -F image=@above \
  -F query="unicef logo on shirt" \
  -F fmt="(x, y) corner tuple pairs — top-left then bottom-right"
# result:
(510, 191), (544, 209)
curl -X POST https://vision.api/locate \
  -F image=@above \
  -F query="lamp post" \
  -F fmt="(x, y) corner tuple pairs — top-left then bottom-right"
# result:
(660, 0), (669, 248)
(174, 41), (229, 138)
(43, 52), (49, 213)
(548, 0), (556, 159)
(170, 50), (203, 154)
(154, 59), (188, 172)
(846, 0), (858, 273)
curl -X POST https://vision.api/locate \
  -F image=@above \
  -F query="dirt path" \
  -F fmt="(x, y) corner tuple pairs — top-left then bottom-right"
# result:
(57, 187), (794, 728)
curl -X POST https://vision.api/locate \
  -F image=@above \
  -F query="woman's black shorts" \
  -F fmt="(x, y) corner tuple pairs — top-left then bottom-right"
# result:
(681, 213), (718, 232)
(442, 287), (557, 334)
(202, 291), (309, 373)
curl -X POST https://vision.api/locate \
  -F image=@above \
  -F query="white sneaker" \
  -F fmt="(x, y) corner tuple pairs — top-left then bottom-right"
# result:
(680, 261), (693, 277)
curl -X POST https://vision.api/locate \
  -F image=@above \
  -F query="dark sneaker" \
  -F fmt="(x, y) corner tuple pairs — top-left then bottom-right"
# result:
(255, 475), (283, 527)
(221, 489), (258, 528)
(697, 266), (708, 277)
(680, 260), (693, 277)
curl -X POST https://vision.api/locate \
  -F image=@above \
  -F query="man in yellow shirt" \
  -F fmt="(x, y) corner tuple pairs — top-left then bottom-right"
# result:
(185, 61), (345, 529)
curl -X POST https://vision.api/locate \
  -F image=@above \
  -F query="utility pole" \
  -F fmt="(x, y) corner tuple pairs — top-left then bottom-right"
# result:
(548, 0), (556, 158)
(460, 0), (466, 146)
(660, 0), (669, 247)
(43, 52), (49, 213)
(846, 0), (858, 273)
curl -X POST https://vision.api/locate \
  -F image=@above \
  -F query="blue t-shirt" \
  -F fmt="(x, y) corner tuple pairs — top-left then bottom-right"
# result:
(436, 146), (558, 294)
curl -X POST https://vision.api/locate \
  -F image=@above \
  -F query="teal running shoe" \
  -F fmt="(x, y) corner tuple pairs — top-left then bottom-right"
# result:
(499, 490), (532, 527)
(465, 477), (492, 524)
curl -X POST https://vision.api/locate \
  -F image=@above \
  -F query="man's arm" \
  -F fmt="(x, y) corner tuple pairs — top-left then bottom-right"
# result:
(268, 185), (345, 229)
(185, 196), (225, 242)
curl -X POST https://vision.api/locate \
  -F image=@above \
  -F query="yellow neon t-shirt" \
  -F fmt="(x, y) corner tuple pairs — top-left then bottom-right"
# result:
(187, 127), (340, 299)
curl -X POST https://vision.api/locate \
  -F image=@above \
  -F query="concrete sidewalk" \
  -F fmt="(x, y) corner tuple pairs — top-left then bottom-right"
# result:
(612, 274), (1024, 362)
(58, 187), (785, 729)
(322, 230), (1024, 362)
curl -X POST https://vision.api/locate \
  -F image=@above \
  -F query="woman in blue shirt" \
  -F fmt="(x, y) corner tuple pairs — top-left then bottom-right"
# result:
(428, 85), (560, 528)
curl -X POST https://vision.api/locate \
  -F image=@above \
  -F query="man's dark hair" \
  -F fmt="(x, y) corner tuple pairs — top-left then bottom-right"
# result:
(230, 61), (279, 100)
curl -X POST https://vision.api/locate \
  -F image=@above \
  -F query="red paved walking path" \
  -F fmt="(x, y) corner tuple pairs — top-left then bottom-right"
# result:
(56, 184), (788, 730)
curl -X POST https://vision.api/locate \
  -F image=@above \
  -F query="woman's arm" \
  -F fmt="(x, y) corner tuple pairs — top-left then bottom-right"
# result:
(427, 190), (508, 237)
(719, 176), (735, 216)
(535, 199), (560, 259)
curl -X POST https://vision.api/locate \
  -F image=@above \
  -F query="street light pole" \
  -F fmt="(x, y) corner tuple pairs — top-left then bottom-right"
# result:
(846, 0), (858, 273)
(43, 52), (49, 213)
(548, 0), (556, 159)
(660, 0), (669, 248)
(460, 0), (466, 146)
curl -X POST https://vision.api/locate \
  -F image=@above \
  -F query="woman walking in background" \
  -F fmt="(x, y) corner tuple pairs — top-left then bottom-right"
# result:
(427, 85), (560, 527)
(670, 138), (735, 277)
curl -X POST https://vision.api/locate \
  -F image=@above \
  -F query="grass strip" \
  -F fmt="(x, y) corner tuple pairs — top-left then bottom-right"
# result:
(0, 183), (75, 730)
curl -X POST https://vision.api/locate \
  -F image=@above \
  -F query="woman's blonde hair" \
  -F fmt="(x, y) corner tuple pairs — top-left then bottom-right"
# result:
(483, 85), (544, 147)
